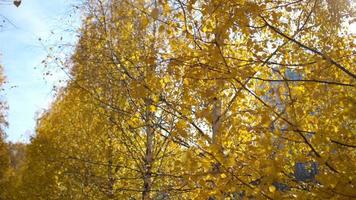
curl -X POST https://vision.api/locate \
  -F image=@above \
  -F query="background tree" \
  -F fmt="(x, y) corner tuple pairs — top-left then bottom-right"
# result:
(3, 0), (355, 199)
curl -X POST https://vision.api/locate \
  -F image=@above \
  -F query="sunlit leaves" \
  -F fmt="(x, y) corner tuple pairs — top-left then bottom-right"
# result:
(3, 0), (355, 199)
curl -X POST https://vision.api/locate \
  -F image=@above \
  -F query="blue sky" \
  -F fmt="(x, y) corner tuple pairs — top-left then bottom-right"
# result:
(0, 0), (79, 142)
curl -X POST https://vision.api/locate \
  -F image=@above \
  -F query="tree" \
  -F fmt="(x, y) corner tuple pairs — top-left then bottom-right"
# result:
(8, 0), (356, 199)
(0, 63), (9, 199)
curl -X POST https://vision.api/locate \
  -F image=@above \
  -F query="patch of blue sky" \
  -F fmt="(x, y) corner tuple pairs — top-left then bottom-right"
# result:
(0, 0), (81, 142)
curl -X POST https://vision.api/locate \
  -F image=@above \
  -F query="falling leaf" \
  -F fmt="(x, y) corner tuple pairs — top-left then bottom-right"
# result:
(13, 0), (21, 7)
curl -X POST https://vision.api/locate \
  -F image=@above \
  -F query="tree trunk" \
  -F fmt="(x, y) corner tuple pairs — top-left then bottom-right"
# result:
(212, 97), (222, 145)
(107, 131), (115, 199)
(142, 99), (154, 200)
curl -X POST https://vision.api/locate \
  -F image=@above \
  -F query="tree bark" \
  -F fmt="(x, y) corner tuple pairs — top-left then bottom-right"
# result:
(142, 99), (154, 200)
(212, 97), (222, 145)
(107, 131), (115, 199)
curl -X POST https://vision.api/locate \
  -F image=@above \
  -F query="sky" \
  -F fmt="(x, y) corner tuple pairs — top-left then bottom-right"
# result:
(0, 0), (79, 142)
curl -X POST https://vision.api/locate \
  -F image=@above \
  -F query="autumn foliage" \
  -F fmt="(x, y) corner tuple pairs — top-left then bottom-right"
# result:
(1, 0), (356, 199)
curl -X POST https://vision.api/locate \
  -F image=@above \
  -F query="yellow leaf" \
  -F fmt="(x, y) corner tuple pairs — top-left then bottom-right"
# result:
(151, 8), (159, 19)
(269, 185), (276, 193)
(149, 105), (157, 112)
(159, 25), (165, 33)
(220, 173), (227, 179)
